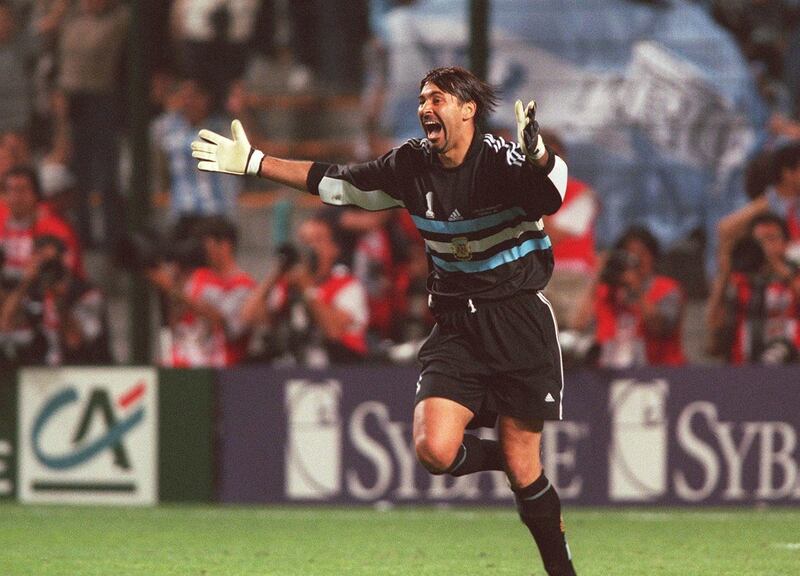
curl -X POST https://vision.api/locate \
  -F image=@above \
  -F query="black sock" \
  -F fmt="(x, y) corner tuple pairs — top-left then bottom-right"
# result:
(445, 434), (504, 477)
(514, 473), (577, 576)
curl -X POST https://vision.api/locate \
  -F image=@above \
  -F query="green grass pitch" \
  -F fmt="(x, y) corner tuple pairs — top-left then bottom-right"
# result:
(1, 504), (798, 575)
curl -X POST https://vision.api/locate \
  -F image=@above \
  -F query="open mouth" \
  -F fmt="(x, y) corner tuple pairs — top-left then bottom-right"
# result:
(423, 118), (444, 140)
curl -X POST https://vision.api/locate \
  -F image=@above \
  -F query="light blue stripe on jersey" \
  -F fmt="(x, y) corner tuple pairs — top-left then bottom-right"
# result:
(411, 207), (526, 234)
(430, 237), (552, 273)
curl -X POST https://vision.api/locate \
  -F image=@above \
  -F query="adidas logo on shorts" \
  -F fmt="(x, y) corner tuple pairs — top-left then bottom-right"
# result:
(448, 209), (463, 221)
(545, 393), (556, 403)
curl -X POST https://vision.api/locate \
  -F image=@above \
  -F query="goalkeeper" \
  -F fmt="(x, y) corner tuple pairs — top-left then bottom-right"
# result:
(192, 66), (575, 575)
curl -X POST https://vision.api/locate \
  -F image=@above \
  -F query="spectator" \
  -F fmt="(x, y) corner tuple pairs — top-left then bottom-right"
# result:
(239, 242), (308, 364)
(0, 136), (14, 182)
(718, 141), (800, 270)
(540, 130), (599, 329)
(0, 0), (38, 134)
(170, 0), (262, 108)
(708, 0), (799, 112)
(0, 165), (83, 286)
(279, 216), (369, 366)
(37, 160), (77, 222)
(0, 234), (110, 366)
(151, 77), (243, 239)
(28, 0), (70, 148)
(57, 0), (129, 248)
(707, 212), (800, 364)
(321, 207), (402, 342)
(575, 226), (686, 368)
(0, 130), (32, 171)
(147, 217), (255, 367)
(381, 235), (433, 363)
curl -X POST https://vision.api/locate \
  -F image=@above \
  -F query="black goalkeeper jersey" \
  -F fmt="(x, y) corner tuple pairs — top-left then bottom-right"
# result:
(305, 131), (568, 300)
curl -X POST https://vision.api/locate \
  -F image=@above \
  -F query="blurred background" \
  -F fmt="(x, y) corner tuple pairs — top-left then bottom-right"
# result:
(2, 0), (800, 370)
(1, 0), (800, 517)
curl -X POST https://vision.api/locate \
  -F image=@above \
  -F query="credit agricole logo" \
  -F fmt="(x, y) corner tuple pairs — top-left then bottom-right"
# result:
(19, 368), (158, 505)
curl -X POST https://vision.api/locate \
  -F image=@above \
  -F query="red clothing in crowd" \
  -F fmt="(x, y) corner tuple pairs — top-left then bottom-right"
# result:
(551, 178), (598, 273)
(315, 266), (369, 358)
(167, 267), (255, 367)
(595, 276), (686, 367)
(725, 272), (799, 364)
(0, 204), (84, 280)
(353, 226), (394, 338)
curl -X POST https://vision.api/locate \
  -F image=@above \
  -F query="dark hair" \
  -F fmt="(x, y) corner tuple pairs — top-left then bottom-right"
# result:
(730, 235), (765, 275)
(419, 66), (499, 124)
(3, 165), (42, 200)
(194, 216), (238, 247)
(744, 148), (774, 199)
(750, 211), (789, 240)
(614, 225), (661, 260)
(772, 141), (800, 183)
(34, 234), (67, 254)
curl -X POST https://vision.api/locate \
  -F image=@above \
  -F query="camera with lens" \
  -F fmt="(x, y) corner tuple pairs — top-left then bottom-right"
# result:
(36, 257), (68, 288)
(729, 235), (765, 275)
(600, 249), (638, 287)
(275, 243), (300, 274)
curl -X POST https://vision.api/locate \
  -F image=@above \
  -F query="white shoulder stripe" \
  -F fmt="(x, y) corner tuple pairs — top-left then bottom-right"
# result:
(318, 176), (405, 211)
(548, 155), (568, 201)
(484, 134), (526, 166)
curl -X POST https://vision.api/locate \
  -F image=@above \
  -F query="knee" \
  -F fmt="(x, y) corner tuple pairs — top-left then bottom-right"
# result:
(415, 434), (460, 475)
(504, 451), (542, 490)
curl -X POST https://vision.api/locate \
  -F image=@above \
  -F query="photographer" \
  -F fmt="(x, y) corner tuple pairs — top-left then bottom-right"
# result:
(0, 165), (83, 287)
(242, 216), (369, 367)
(0, 235), (110, 366)
(147, 217), (255, 367)
(239, 242), (310, 364)
(575, 226), (686, 368)
(707, 213), (800, 364)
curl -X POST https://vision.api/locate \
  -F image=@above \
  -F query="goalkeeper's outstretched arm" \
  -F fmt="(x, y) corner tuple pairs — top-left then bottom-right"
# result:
(190, 119), (313, 191)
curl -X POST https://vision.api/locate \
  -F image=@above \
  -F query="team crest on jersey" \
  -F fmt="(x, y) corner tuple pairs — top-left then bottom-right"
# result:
(451, 237), (472, 260)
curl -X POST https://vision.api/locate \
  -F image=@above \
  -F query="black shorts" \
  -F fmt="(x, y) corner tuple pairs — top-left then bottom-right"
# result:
(416, 291), (563, 426)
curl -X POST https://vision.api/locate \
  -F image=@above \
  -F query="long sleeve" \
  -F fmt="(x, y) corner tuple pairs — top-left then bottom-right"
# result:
(306, 147), (407, 211)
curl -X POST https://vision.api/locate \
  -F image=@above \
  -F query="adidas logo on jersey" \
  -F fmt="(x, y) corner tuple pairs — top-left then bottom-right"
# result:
(545, 393), (556, 403)
(448, 209), (463, 221)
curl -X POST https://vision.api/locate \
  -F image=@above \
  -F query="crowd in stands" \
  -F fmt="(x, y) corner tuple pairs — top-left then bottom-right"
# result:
(4, 0), (800, 370)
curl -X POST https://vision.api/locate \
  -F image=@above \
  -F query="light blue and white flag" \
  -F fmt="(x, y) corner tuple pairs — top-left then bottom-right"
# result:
(382, 0), (767, 275)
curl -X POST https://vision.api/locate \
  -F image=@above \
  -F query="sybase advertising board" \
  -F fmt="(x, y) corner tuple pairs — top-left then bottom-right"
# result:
(218, 366), (800, 506)
(17, 367), (158, 505)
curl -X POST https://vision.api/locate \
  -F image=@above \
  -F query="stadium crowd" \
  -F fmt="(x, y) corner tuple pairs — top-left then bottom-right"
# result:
(3, 0), (800, 369)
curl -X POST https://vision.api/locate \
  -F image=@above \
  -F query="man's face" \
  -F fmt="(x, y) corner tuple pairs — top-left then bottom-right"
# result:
(418, 82), (474, 154)
(782, 163), (800, 194)
(2, 132), (30, 164)
(622, 238), (654, 278)
(3, 174), (38, 220)
(297, 219), (337, 276)
(203, 237), (229, 269)
(181, 81), (211, 125)
(752, 222), (787, 263)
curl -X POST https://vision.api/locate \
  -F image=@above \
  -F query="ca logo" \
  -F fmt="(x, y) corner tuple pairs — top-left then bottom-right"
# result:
(32, 384), (146, 471)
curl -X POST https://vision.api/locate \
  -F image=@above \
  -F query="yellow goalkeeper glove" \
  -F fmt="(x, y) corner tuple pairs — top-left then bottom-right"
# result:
(514, 99), (545, 161)
(190, 119), (264, 176)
